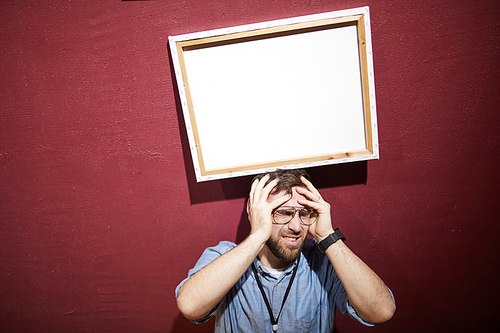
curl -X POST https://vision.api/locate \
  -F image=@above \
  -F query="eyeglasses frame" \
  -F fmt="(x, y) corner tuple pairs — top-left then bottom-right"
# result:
(271, 205), (318, 226)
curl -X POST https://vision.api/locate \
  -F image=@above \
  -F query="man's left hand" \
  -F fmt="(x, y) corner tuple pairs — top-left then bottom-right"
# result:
(296, 176), (335, 242)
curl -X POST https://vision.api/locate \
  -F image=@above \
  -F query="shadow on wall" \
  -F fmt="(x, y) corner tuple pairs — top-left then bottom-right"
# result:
(180, 158), (368, 205)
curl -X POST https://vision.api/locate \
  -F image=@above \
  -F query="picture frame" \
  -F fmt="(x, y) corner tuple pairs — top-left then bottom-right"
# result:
(169, 6), (378, 182)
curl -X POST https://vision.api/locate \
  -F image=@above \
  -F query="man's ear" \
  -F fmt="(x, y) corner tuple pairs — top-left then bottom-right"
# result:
(246, 198), (250, 214)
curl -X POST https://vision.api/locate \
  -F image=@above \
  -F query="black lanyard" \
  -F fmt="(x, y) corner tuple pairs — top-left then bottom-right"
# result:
(251, 255), (300, 333)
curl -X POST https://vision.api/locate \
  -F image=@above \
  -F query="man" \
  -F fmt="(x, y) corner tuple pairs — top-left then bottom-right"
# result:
(176, 169), (395, 332)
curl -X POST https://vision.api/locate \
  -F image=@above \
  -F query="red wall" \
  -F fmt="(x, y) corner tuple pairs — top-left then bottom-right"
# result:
(1, 1), (499, 332)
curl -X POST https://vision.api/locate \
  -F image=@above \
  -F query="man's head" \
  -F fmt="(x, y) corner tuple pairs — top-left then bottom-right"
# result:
(252, 169), (312, 267)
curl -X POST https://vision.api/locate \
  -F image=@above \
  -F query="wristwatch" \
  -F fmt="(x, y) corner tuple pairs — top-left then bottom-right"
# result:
(318, 228), (345, 252)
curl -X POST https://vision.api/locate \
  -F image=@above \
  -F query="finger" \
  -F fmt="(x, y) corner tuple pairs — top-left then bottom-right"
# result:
(297, 196), (320, 211)
(252, 175), (277, 203)
(295, 185), (319, 204)
(300, 176), (320, 195)
(248, 177), (260, 205)
(269, 192), (292, 210)
(247, 178), (260, 213)
(250, 177), (259, 194)
(251, 174), (270, 203)
(259, 177), (279, 201)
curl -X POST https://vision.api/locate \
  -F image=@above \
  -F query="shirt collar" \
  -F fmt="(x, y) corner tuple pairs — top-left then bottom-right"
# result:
(253, 255), (301, 278)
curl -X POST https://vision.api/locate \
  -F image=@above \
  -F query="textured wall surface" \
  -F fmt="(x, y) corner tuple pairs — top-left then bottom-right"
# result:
(1, 1), (499, 332)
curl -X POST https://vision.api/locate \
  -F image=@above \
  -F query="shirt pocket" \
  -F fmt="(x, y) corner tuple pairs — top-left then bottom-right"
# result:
(297, 298), (321, 330)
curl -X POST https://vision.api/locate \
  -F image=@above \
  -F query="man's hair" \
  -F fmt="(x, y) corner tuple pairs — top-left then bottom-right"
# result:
(252, 169), (310, 195)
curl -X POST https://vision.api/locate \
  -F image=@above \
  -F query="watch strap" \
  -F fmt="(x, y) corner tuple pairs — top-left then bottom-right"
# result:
(318, 228), (345, 253)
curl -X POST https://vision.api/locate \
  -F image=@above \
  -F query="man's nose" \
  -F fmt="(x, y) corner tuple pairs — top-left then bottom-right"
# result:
(287, 212), (302, 232)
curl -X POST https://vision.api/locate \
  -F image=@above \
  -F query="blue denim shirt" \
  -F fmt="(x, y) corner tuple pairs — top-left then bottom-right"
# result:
(176, 239), (376, 332)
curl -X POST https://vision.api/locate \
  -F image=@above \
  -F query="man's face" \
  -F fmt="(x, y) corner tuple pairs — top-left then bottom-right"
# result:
(266, 187), (309, 263)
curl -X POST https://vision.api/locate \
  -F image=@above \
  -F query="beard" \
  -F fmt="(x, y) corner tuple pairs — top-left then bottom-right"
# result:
(265, 231), (305, 263)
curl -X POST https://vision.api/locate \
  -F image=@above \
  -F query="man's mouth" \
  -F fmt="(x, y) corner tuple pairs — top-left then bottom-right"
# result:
(282, 235), (301, 246)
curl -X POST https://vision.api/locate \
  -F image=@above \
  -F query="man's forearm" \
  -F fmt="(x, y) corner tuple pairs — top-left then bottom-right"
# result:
(176, 233), (267, 320)
(325, 240), (396, 324)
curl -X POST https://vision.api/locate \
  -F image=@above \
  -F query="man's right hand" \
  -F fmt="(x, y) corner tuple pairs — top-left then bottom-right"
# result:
(246, 174), (291, 243)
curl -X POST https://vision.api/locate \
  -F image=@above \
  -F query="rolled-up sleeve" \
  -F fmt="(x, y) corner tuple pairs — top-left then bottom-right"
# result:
(339, 287), (395, 327)
(175, 241), (237, 323)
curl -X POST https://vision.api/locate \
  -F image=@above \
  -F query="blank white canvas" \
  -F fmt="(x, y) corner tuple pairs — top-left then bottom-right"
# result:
(182, 24), (366, 171)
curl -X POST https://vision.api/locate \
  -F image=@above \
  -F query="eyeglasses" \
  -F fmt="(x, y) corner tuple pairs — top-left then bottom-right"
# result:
(272, 206), (318, 226)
